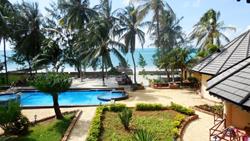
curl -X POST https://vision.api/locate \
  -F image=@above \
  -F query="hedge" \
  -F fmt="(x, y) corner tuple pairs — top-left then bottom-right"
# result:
(170, 102), (195, 116)
(86, 106), (105, 141)
(135, 103), (165, 111)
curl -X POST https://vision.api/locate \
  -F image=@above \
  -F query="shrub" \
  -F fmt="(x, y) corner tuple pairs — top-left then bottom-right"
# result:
(118, 108), (132, 130)
(136, 103), (164, 111)
(133, 129), (155, 141)
(0, 102), (29, 135)
(86, 106), (105, 141)
(31, 73), (72, 119)
(109, 104), (127, 112)
(170, 102), (195, 116)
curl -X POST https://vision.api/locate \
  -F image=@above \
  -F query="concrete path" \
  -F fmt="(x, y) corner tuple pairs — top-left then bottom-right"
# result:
(68, 107), (96, 141)
(183, 111), (214, 141)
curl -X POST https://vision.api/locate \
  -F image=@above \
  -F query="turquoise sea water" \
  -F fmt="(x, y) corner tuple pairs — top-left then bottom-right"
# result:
(0, 48), (158, 71)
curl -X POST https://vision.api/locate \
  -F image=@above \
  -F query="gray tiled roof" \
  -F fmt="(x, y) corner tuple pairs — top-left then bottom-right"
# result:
(192, 30), (250, 75)
(207, 57), (250, 110)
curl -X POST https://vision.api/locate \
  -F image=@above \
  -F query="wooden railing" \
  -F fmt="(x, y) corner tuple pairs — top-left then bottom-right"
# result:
(209, 118), (226, 141)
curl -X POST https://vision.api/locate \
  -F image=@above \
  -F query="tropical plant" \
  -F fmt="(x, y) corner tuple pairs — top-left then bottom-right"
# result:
(0, 0), (14, 83)
(134, 0), (174, 47)
(84, 0), (127, 86)
(33, 38), (63, 72)
(133, 129), (155, 141)
(0, 101), (29, 135)
(138, 53), (147, 77)
(190, 9), (236, 52)
(170, 47), (195, 85)
(31, 73), (72, 119)
(11, 2), (44, 74)
(116, 5), (145, 84)
(58, 0), (97, 30)
(118, 108), (132, 130)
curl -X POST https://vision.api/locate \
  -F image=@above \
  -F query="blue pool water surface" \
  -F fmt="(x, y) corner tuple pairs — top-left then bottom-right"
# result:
(0, 90), (125, 107)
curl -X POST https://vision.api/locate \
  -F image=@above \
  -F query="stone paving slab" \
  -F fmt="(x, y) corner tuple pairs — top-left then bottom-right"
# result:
(183, 111), (214, 141)
(68, 107), (96, 141)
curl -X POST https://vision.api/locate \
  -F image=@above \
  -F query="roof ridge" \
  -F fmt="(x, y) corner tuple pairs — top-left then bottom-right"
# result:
(216, 32), (249, 74)
(207, 61), (250, 90)
(247, 32), (250, 57)
(194, 32), (246, 73)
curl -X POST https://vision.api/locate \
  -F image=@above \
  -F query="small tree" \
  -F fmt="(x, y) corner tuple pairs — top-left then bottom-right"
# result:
(31, 73), (72, 119)
(138, 53), (147, 78)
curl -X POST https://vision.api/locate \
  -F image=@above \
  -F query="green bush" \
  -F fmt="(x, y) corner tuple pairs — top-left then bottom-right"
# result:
(0, 102), (29, 135)
(170, 102), (195, 116)
(118, 108), (132, 130)
(132, 129), (155, 141)
(86, 106), (105, 141)
(136, 103), (164, 111)
(109, 104), (127, 112)
(31, 73), (72, 119)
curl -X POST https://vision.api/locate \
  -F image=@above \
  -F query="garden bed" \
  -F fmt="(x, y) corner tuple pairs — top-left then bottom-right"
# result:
(194, 104), (223, 116)
(87, 103), (197, 141)
(2, 112), (77, 141)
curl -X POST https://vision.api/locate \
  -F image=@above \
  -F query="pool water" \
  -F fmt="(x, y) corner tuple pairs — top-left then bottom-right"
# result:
(0, 90), (126, 107)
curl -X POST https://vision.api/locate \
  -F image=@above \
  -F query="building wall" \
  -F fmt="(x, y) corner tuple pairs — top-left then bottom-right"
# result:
(224, 102), (250, 129)
(200, 74), (221, 102)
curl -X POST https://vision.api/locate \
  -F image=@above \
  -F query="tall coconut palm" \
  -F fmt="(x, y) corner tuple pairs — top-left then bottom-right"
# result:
(11, 2), (44, 75)
(115, 5), (145, 84)
(134, 0), (174, 47)
(190, 9), (236, 51)
(0, 0), (13, 83)
(58, 0), (97, 30)
(82, 0), (127, 86)
(86, 19), (127, 86)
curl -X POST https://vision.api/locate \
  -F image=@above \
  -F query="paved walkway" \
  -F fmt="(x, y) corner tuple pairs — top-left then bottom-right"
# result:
(68, 107), (96, 141)
(183, 111), (214, 141)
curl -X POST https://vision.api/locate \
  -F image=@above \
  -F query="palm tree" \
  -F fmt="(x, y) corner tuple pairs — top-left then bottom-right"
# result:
(81, 0), (127, 86)
(190, 9), (236, 51)
(11, 2), (44, 75)
(86, 17), (127, 86)
(134, 0), (174, 47)
(115, 5), (145, 84)
(58, 0), (97, 30)
(0, 0), (13, 83)
(33, 38), (63, 72)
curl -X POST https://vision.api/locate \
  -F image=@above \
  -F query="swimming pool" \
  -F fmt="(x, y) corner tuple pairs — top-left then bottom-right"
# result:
(0, 90), (127, 107)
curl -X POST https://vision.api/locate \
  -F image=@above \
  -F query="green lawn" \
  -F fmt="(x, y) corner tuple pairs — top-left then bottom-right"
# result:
(101, 110), (186, 141)
(14, 114), (74, 141)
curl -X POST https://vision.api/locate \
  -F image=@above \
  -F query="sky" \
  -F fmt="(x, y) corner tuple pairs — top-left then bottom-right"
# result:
(3, 0), (250, 50)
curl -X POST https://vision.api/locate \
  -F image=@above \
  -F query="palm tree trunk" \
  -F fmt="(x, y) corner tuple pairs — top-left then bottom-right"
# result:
(156, 9), (160, 47)
(131, 52), (137, 84)
(102, 57), (105, 86)
(3, 38), (8, 84)
(180, 68), (184, 87)
(52, 94), (63, 119)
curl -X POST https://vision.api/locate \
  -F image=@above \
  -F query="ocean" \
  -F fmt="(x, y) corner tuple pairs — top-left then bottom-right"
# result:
(0, 48), (158, 72)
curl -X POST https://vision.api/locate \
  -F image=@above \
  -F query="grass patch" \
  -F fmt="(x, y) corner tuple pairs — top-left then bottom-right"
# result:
(101, 110), (186, 141)
(13, 114), (74, 141)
